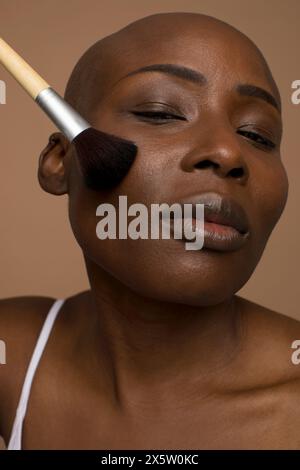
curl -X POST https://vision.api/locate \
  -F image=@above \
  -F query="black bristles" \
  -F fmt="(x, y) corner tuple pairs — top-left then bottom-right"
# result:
(73, 127), (138, 190)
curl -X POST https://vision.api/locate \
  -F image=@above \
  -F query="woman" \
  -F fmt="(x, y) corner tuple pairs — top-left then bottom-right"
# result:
(0, 12), (299, 449)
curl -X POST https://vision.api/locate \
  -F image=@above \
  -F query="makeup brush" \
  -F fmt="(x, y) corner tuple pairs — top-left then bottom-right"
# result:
(0, 37), (138, 190)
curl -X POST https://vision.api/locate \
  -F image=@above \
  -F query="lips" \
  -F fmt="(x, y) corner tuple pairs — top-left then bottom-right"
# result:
(170, 192), (251, 252)
(190, 193), (250, 235)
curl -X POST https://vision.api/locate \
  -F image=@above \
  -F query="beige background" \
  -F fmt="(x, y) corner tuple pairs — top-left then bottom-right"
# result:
(0, 0), (299, 323)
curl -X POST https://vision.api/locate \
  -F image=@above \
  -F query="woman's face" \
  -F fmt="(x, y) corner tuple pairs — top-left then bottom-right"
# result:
(67, 21), (288, 306)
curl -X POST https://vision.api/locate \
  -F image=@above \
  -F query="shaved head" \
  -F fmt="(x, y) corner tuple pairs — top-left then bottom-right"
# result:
(64, 12), (281, 122)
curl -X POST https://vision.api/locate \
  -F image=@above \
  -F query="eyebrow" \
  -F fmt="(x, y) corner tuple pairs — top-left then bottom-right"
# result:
(236, 83), (281, 113)
(117, 63), (281, 113)
(120, 63), (207, 85)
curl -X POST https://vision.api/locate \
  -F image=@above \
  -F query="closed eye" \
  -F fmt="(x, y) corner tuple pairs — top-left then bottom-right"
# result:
(131, 110), (186, 123)
(237, 129), (276, 150)
(132, 111), (277, 150)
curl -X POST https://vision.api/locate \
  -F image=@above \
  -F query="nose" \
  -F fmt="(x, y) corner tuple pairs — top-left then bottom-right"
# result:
(181, 121), (249, 184)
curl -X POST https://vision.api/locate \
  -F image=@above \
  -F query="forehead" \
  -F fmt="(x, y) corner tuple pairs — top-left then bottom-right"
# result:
(103, 22), (278, 101)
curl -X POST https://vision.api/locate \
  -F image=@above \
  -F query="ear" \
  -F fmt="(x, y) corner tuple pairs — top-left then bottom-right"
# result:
(38, 132), (72, 195)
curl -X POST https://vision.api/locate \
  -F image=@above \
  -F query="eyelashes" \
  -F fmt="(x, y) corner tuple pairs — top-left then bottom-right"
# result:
(131, 111), (276, 151)
(236, 129), (276, 150)
(132, 110), (185, 121)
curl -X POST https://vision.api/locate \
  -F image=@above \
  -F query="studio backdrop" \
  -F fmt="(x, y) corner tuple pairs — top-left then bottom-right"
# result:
(0, 0), (299, 319)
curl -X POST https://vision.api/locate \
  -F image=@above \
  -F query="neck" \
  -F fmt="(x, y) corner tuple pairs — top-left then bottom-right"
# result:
(83, 258), (243, 412)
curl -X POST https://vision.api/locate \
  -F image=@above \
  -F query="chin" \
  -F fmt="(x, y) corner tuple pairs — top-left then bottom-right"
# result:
(81, 235), (260, 306)
(117, 252), (255, 307)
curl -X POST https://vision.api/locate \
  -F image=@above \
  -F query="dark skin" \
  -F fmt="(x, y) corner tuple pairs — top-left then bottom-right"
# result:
(1, 12), (300, 449)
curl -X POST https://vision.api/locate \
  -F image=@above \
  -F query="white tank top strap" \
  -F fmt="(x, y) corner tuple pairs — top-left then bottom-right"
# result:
(7, 298), (65, 450)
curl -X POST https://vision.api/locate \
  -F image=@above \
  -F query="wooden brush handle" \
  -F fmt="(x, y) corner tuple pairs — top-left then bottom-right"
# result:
(0, 37), (50, 99)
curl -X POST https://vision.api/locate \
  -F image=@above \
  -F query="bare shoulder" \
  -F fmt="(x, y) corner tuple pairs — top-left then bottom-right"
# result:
(0, 295), (57, 381)
(0, 296), (56, 357)
(236, 295), (300, 393)
(0, 296), (56, 434)
(237, 295), (300, 351)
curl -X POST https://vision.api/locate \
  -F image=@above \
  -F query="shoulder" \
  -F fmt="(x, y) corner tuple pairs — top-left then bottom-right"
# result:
(0, 296), (56, 436)
(0, 296), (56, 360)
(238, 295), (300, 354)
(222, 297), (300, 442)
(236, 295), (300, 392)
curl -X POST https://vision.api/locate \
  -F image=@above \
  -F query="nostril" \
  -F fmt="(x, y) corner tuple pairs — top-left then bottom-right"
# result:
(229, 167), (244, 178)
(192, 159), (247, 181)
(194, 159), (217, 170)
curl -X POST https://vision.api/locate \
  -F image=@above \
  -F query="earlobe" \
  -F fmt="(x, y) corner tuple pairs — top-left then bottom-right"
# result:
(38, 132), (71, 195)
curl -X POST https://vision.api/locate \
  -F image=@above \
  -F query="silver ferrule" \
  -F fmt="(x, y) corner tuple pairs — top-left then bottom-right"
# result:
(36, 87), (91, 141)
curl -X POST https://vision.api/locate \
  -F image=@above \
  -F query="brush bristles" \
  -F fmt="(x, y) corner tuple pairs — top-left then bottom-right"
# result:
(73, 127), (138, 190)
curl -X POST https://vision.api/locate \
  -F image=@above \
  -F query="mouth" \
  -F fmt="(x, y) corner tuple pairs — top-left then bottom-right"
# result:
(167, 192), (250, 252)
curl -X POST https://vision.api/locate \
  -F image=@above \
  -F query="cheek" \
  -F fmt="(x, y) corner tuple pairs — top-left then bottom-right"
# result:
(252, 159), (289, 242)
(66, 161), (159, 282)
